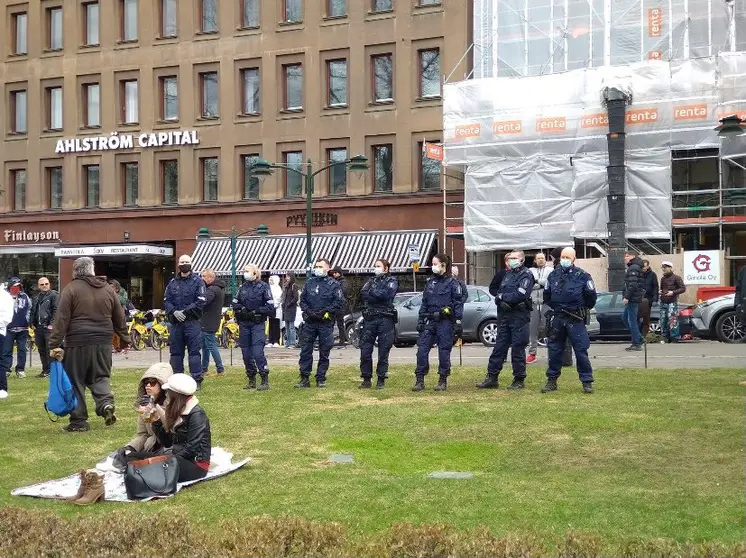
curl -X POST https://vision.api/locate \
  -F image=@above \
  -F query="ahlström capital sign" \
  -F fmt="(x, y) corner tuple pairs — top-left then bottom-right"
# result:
(55, 130), (200, 154)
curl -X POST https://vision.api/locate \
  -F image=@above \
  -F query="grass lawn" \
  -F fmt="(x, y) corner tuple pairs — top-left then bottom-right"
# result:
(0, 364), (744, 551)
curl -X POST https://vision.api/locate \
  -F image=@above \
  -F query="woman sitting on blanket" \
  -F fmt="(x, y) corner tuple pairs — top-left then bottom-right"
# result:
(120, 363), (173, 454)
(119, 372), (212, 483)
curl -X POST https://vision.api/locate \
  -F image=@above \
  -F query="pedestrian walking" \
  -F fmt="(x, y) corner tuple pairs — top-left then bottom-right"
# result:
(359, 258), (399, 389)
(451, 266), (469, 304)
(476, 250), (534, 390)
(639, 259), (659, 338)
(281, 274), (299, 348)
(163, 255), (206, 389)
(296, 259), (345, 388)
(413, 254), (464, 392)
(1, 277), (31, 380)
(622, 251), (645, 350)
(29, 277), (59, 378)
(0, 286), (15, 400)
(658, 261), (686, 343)
(541, 247), (597, 394)
(48, 257), (131, 431)
(527, 252), (553, 364)
(330, 267), (350, 346)
(199, 270), (225, 376)
(267, 275), (283, 347)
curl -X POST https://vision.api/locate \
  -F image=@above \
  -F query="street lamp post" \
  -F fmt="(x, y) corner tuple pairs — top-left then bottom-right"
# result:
(249, 155), (369, 276)
(196, 224), (269, 295)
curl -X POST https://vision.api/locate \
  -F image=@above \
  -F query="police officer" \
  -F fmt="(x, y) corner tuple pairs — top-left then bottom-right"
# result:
(477, 250), (534, 390)
(164, 255), (206, 389)
(542, 247), (597, 393)
(297, 258), (345, 388)
(413, 253), (464, 392)
(232, 263), (275, 391)
(359, 258), (399, 389)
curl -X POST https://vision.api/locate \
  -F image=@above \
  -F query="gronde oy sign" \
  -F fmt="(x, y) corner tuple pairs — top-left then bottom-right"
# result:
(55, 129), (200, 154)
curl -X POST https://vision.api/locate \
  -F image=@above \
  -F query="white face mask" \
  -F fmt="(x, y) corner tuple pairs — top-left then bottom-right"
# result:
(431, 265), (443, 275)
(244, 272), (254, 281)
(373, 267), (385, 276)
(314, 268), (326, 277)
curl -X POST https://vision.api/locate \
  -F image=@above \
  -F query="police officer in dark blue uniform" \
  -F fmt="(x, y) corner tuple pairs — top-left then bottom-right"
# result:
(297, 258), (345, 388)
(232, 263), (275, 391)
(477, 250), (535, 390)
(164, 254), (206, 389)
(413, 253), (464, 392)
(542, 247), (597, 393)
(359, 258), (399, 389)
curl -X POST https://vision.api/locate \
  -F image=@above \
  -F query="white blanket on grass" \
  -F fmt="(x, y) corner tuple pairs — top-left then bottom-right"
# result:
(11, 448), (250, 502)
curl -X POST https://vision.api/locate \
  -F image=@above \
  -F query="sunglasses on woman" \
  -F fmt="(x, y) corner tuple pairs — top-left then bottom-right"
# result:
(144, 379), (159, 387)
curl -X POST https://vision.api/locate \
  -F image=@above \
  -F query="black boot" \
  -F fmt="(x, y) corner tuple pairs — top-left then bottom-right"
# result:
(476, 375), (499, 389)
(541, 378), (558, 393)
(316, 378), (327, 388)
(294, 376), (311, 388)
(257, 374), (270, 391)
(412, 376), (425, 391)
(434, 375), (447, 391)
(507, 379), (525, 390)
(244, 375), (257, 390)
(376, 377), (385, 389)
(582, 381), (594, 394)
(359, 378), (372, 389)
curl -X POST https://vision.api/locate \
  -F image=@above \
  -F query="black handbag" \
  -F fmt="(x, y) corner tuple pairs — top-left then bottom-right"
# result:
(124, 455), (180, 500)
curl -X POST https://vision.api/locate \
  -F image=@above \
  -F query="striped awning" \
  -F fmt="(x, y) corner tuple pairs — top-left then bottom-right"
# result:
(191, 237), (281, 276)
(333, 230), (437, 273)
(190, 230), (437, 276)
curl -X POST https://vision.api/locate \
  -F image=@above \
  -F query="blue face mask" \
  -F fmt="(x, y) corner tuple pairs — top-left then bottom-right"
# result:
(508, 259), (521, 269)
(560, 258), (572, 268)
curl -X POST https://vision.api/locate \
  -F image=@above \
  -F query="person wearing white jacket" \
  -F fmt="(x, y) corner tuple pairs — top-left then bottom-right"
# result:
(527, 253), (553, 364)
(267, 275), (283, 347)
(0, 284), (16, 399)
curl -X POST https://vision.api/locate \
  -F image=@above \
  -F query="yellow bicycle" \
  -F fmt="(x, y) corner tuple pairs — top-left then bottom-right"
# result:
(127, 310), (149, 351)
(148, 310), (170, 350)
(217, 308), (239, 349)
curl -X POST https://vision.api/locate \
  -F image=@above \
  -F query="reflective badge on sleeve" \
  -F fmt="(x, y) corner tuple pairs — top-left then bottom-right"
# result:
(587, 280), (595, 291)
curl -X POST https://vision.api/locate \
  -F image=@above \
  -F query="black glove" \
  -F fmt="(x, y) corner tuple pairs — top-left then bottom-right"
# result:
(416, 320), (426, 333)
(302, 312), (310, 322)
(499, 301), (512, 312)
(430, 311), (441, 321)
(454, 320), (463, 337)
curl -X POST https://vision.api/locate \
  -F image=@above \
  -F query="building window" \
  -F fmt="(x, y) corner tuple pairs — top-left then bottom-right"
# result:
(241, 0), (259, 28)
(327, 0), (346, 17)
(242, 155), (260, 199)
(48, 7), (63, 51)
(373, 144), (393, 193)
(47, 87), (63, 130)
(48, 167), (63, 209)
(419, 141), (441, 190)
(328, 148), (348, 195)
(200, 72), (219, 118)
(372, 0), (393, 12)
(160, 76), (178, 120)
(121, 0), (138, 41)
(418, 48), (441, 98)
(202, 158), (219, 201)
(327, 59), (348, 107)
(84, 2), (99, 45)
(12, 13), (27, 55)
(283, 64), (303, 110)
(372, 54), (393, 101)
(12, 170), (26, 211)
(83, 83), (100, 127)
(162, 160), (179, 204)
(10, 90), (27, 134)
(283, 0), (302, 23)
(121, 80), (139, 124)
(160, 0), (177, 37)
(241, 68), (260, 114)
(201, 0), (218, 33)
(85, 165), (100, 207)
(418, 0), (440, 5)
(123, 162), (139, 205)
(284, 151), (303, 197)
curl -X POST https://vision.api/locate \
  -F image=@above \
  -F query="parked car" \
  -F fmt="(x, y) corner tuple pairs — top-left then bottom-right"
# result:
(590, 291), (693, 340)
(691, 293), (744, 343)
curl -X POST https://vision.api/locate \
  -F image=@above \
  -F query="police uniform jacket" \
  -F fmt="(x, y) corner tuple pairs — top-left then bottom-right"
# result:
(418, 275), (464, 321)
(544, 265), (597, 311)
(300, 276), (345, 317)
(496, 266), (534, 308)
(361, 274), (399, 312)
(232, 280), (275, 322)
(163, 272), (206, 320)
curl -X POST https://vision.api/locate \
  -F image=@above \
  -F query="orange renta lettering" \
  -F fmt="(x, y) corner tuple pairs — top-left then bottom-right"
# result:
(674, 104), (708, 120)
(492, 120), (522, 134)
(580, 113), (609, 129)
(625, 109), (658, 124)
(455, 124), (481, 138)
(648, 7), (663, 37)
(535, 117), (567, 133)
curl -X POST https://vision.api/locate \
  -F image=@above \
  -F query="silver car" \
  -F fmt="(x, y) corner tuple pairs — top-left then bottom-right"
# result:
(691, 293), (744, 343)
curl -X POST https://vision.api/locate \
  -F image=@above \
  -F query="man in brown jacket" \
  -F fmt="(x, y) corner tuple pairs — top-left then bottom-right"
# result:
(49, 257), (131, 432)
(658, 261), (686, 343)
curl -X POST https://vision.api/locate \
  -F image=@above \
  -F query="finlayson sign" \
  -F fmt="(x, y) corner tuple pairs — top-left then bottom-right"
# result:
(4, 229), (60, 243)
(55, 130), (200, 154)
